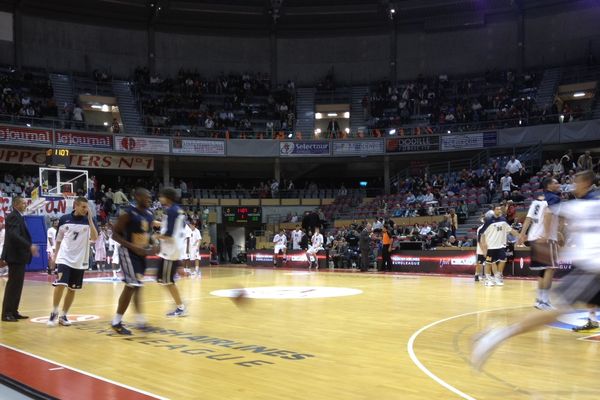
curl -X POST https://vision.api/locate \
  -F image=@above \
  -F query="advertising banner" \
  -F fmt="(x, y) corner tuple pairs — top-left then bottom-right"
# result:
(0, 148), (153, 171)
(386, 136), (439, 153)
(55, 130), (113, 150)
(440, 131), (497, 151)
(171, 138), (225, 156)
(115, 136), (170, 154)
(0, 125), (52, 146)
(279, 141), (331, 157)
(332, 140), (384, 156)
(0, 197), (68, 223)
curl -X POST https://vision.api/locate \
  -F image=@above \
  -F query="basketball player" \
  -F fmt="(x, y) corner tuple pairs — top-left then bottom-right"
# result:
(0, 222), (6, 276)
(156, 188), (188, 317)
(189, 221), (202, 276)
(472, 191), (600, 370)
(107, 230), (121, 280)
(110, 188), (156, 335)
(479, 206), (519, 287)
(46, 219), (58, 275)
(518, 177), (561, 310)
(474, 216), (487, 282)
(306, 226), (324, 270)
(291, 225), (303, 251)
(94, 225), (108, 272)
(182, 220), (193, 275)
(47, 197), (98, 327)
(273, 229), (288, 267)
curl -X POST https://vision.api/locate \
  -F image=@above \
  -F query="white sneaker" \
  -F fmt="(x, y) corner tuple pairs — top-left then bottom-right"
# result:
(536, 302), (555, 311)
(47, 312), (58, 327)
(59, 315), (72, 326)
(495, 276), (504, 286)
(484, 278), (495, 287)
(471, 327), (508, 371)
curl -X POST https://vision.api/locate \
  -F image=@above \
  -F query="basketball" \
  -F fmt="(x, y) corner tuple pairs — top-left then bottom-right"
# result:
(230, 288), (251, 308)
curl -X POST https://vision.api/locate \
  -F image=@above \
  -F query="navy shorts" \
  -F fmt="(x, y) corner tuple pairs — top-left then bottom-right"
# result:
(157, 258), (179, 285)
(554, 267), (600, 307)
(477, 254), (486, 264)
(119, 247), (147, 287)
(486, 248), (507, 264)
(53, 264), (85, 290)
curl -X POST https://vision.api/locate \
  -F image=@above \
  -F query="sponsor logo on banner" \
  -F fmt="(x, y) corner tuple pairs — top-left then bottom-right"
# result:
(210, 286), (362, 299)
(115, 135), (170, 154)
(55, 130), (113, 149)
(0, 148), (153, 171)
(172, 138), (225, 156)
(0, 125), (52, 146)
(332, 140), (384, 156)
(280, 141), (330, 156)
(440, 131), (497, 151)
(386, 136), (439, 153)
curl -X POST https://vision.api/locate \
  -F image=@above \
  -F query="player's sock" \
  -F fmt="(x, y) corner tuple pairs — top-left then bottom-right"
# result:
(52, 307), (59, 314)
(112, 314), (123, 325)
(541, 289), (550, 303)
(177, 304), (185, 310)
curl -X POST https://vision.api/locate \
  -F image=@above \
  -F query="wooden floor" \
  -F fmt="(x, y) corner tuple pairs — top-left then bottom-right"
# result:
(1, 267), (599, 400)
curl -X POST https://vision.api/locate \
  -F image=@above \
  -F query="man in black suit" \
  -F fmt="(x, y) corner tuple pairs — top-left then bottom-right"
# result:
(1, 197), (38, 322)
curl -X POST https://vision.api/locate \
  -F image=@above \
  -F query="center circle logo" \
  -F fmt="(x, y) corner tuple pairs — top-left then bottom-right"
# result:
(31, 314), (101, 324)
(211, 286), (362, 299)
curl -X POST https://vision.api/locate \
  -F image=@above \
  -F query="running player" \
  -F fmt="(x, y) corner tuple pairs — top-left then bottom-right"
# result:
(189, 221), (202, 276)
(47, 197), (98, 327)
(46, 219), (58, 275)
(306, 226), (324, 270)
(479, 206), (519, 287)
(156, 188), (188, 317)
(273, 229), (287, 267)
(110, 188), (156, 335)
(471, 187), (600, 370)
(518, 177), (561, 310)
(291, 225), (303, 251)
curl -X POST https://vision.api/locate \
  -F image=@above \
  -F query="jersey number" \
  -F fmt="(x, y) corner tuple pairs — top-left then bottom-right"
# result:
(72, 232), (79, 240)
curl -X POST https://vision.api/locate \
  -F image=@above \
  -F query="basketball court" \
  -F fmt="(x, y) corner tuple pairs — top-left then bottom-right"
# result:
(1, 267), (598, 399)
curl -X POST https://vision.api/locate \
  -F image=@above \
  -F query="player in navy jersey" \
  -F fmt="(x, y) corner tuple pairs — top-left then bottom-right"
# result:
(110, 188), (157, 335)
(47, 197), (98, 327)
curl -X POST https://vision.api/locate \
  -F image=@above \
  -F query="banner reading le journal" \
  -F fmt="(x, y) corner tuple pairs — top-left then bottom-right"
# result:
(279, 141), (331, 157)
(0, 125), (52, 146)
(171, 138), (225, 156)
(54, 130), (113, 150)
(115, 135), (170, 154)
(332, 140), (384, 156)
(440, 131), (497, 151)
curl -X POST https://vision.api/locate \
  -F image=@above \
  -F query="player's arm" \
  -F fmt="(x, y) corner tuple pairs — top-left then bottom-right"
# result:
(111, 213), (149, 257)
(87, 209), (98, 242)
(54, 225), (65, 259)
(479, 232), (488, 255)
(518, 217), (532, 245)
(155, 209), (177, 242)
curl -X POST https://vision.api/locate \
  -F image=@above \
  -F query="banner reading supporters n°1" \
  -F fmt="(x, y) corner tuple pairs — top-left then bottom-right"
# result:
(279, 141), (331, 157)
(440, 131), (497, 151)
(0, 125), (53, 147)
(114, 135), (170, 154)
(332, 139), (384, 156)
(171, 138), (225, 156)
(54, 130), (113, 150)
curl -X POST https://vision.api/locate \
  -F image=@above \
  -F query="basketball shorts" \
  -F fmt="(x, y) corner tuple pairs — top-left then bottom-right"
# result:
(553, 267), (600, 307)
(119, 247), (146, 287)
(530, 240), (559, 270)
(486, 248), (507, 263)
(307, 245), (323, 255)
(157, 258), (179, 285)
(53, 264), (85, 290)
(274, 244), (287, 254)
(189, 247), (200, 261)
(477, 254), (486, 264)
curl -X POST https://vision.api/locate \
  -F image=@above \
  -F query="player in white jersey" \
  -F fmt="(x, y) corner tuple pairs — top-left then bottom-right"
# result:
(107, 233), (121, 280)
(189, 221), (202, 276)
(273, 229), (288, 266)
(479, 206), (519, 287)
(47, 197), (98, 327)
(156, 188), (188, 317)
(0, 222), (6, 276)
(518, 177), (562, 310)
(472, 172), (600, 370)
(473, 218), (487, 282)
(94, 226), (108, 271)
(306, 227), (324, 270)
(291, 225), (303, 250)
(182, 221), (193, 274)
(46, 219), (58, 275)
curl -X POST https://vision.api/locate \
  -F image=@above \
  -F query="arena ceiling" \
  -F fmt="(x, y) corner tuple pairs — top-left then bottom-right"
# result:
(0, 0), (586, 35)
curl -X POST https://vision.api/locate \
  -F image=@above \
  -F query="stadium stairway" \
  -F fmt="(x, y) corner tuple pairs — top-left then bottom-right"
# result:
(350, 86), (369, 135)
(295, 88), (316, 136)
(535, 67), (562, 110)
(49, 73), (74, 121)
(455, 212), (484, 241)
(112, 80), (144, 135)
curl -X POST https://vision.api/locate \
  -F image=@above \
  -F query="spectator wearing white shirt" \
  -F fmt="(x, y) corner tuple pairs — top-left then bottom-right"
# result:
(505, 155), (522, 175)
(500, 172), (514, 194)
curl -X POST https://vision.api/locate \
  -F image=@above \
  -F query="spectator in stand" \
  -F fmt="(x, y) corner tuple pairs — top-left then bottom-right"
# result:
(577, 151), (594, 172)
(500, 172), (515, 195)
(72, 104), (84, 129)
(505, 155), (522, 176)
(111, 119), (120, 133)
(446, 209), (458, 237)
(552, 158), (564, 176)
(561, 149), (575, 172)
(112, 188), (129, 207)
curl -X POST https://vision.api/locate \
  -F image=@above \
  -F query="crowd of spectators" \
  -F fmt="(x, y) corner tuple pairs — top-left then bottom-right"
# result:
(133, 67), (295, 137)
(0, 68), (57, 120)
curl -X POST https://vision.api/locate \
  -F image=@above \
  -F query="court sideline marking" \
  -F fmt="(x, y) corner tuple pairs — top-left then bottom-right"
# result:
(407, 306), (526, 400)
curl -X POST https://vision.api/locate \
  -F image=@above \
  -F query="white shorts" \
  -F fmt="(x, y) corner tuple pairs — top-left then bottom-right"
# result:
(189, 247), (200, 261)
(111, 250), (120, 265)
(307, 245), (323, 255)
(274, 244), (287, 254)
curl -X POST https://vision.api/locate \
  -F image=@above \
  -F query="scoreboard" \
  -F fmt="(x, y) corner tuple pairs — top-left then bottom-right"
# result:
(222, 207), (262, 224)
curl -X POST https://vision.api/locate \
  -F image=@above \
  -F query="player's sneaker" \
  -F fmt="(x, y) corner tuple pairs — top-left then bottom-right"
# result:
(166, 307), (187, 317)
(59, 315), (72, 326)
(572, 318), (599, 332)
(474, 275), (480, 282)
(111, 322), (132, 335)
(494, 275), (504, 286)
(484, 278), (495, 287)
(471, 327), (509, 371)
(47, 312), (58, 327)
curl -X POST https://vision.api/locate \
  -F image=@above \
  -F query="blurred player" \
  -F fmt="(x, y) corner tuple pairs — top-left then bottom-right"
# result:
(107, 229), (121, 280)
(474, 215), (486, 282)
(0, 222), (5, 276)
(472, 185), (600, 370)
(94, 225), (108, 272)
(110, 188), (156, 335)
(189, 221), (202, 276)
(156, 188), (188, 317)
(306, 226), (324, 270)
(46, 219), (58, 275)
(518, 177), (561, 310)
(273, 229), (287, 267)
(479, 206), (519, 287)
(291, 225), (303, 251)
(47, 197), (98, 327)
(182, 219), (193, 275)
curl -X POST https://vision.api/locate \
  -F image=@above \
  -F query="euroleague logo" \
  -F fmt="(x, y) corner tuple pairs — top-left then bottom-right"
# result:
(211, 286), (362, 299)
(30, 314), (101, 324)
(120, 136), (137, 150)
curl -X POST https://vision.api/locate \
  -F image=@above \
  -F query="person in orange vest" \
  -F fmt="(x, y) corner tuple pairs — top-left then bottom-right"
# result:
(381, 223), (393, 272)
